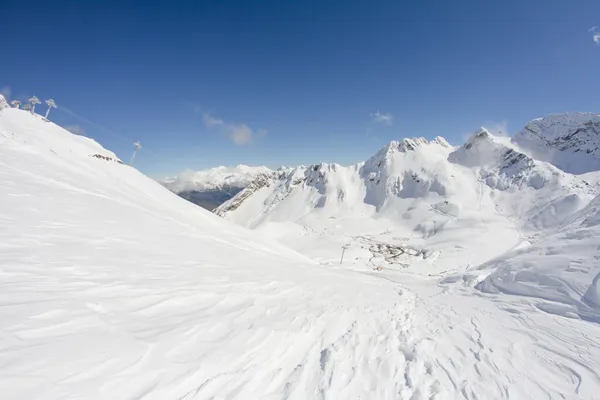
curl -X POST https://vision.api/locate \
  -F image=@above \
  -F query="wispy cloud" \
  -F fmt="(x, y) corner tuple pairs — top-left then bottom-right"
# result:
(0, 86), (11, 100)
(63, 124), (86, 136)
(590, 26), (600, 44)
(202, 113), (266, 145)
(371, 111), (393, 126)
(202, 114), (224, 128)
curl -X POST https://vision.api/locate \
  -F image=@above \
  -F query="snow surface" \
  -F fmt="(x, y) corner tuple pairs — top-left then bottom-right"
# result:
(3, 100), (600, 399)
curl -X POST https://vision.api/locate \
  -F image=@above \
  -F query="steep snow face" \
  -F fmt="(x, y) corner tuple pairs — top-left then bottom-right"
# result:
(512, 112), (600, 174)
(0, 94), (9, 109)
(161, 165), (273, 193)
(361, 137), (453, 210)
(216, 163), (371, 228)
(449, 129), (596, 230)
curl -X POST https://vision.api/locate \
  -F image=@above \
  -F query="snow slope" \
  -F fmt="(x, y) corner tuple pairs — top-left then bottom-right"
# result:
(3, 101), (600, 399)
(475, 193), (600, 322)
(513, 112), (600, 174)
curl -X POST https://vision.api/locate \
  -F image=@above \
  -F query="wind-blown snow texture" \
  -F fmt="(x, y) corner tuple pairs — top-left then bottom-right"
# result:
(2, 98), (600, 399)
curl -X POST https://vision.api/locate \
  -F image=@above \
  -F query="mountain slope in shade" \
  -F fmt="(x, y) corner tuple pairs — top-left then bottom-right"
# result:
(512, 112), (600, 174)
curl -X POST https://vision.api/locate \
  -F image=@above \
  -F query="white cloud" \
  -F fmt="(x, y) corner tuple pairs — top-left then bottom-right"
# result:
(371, 111), (393, 126)
(202, 113), (224, 127)
(0, 86), (11, 100)
(202, 113), (265, 145)
(591, 26), (600, 44)
(230, 124), (253, 145)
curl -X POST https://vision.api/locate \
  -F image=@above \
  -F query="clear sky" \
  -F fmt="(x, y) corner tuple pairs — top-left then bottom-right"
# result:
(2, 0), (599, 177)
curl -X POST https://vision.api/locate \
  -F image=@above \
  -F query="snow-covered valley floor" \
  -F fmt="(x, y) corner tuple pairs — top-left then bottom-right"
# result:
(2, 106), (600, 399)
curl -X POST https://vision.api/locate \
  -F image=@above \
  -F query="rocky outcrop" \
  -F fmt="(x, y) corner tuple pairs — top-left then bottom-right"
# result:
(512, 113), (600, 174)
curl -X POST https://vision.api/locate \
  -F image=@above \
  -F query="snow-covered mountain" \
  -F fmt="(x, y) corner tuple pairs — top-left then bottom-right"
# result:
(3, 98), (600, 399)
(512, 112), (600, 174)
(217, 127), (596, 244)
(450, 128), (596, 231)
(0, 94), (9, 109)
(160, 165), (273, 209)
(162, 165), (273, 193)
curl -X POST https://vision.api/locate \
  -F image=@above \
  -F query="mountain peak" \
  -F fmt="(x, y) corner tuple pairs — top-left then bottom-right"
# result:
(464, 128), (494, 148)
(0, 94), (9, 110)
(513, 112), (600, 174)
(396, 137), (429, 152)
(377, 136), (451, 158)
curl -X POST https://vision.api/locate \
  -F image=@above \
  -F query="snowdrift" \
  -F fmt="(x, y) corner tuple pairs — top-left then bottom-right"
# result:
(476, 194), (600, 322)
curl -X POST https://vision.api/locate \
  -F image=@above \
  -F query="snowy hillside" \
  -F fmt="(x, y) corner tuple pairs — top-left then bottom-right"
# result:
(3, 99), (600, 399)
(513, 112), (600, 174)
(474, 193), (600, 322)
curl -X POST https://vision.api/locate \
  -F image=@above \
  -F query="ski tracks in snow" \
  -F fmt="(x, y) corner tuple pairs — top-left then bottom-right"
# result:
(311, 287), (441, 400)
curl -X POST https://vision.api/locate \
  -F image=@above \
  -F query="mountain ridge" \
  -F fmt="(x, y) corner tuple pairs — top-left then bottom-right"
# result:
(512, 112), (600, 174)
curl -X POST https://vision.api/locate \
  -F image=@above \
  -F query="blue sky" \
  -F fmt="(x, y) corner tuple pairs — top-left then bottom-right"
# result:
(2, 0), (599, 177)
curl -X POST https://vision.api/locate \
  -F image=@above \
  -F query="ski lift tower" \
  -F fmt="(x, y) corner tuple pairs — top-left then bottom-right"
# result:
(129, 141), (142, 166)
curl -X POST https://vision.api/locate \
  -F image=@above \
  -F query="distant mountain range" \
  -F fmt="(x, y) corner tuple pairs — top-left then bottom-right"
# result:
(160, 165), (274, 210)
(163, 113), (600, 217)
